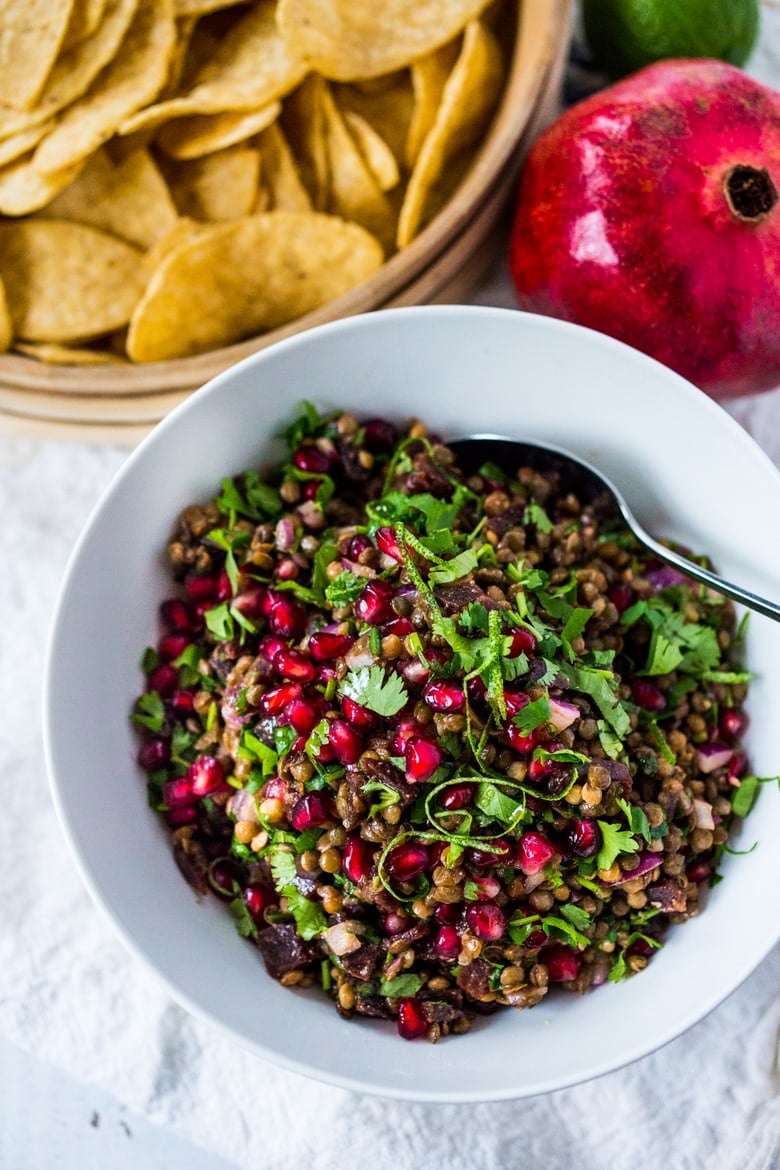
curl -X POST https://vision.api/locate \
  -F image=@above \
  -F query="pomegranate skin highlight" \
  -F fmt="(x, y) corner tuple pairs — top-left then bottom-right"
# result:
(510, 59), (780, 399)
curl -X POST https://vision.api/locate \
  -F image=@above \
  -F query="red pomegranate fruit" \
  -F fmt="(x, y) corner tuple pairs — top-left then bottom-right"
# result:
(510, 60), (780, 399)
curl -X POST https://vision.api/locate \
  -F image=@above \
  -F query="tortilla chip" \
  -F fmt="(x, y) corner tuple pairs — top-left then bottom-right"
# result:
(397, 20), (503, 247)
(157, 101), (279, 159)
(174, 0), (247, 13)
(0, 122), (55, 168)
(0, 274), (11, 351)
(164, 146), (260, 220)
(143, 215), (206, 269)
(319, 82), (393, 250)
(0, 151), (84, 215)
(63, 0), (108, 51)
(281, 75), (330, 210)
(343, 110), (399, 192)
(406, 38), (460, 167)
(334, 77), (413, 165)
(127, 211), (383, 360)
(43, 147), (178, 247)
(0, 0), (140, 142)
(277, 0), (491, 80)
(118, 1), (306, 135)
(0, 219), (145, 342)
(0, 0), (75, 111)
(33, 0), (176, 175)
(257, 122), (311, 212)
(15, 340), (119, 364)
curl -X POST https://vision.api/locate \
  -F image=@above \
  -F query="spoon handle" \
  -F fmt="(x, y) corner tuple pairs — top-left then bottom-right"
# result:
(626, 519), (780, 622)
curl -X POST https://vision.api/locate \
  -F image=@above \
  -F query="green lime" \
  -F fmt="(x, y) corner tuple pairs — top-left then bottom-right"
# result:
(582, 0), (760, 79)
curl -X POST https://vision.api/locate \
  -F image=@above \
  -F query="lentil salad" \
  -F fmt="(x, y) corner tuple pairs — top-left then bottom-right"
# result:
(134, 406), (763, 1042)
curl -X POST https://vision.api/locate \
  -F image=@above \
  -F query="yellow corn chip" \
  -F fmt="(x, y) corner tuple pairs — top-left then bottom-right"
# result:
(164, 146), (260, 220)
(406, 38), (460, 167)
(0, 151), (84, 215)
(15, 340), (118, 364)
(118, 1), (306, 135)
(343, 110), (399, 192)
(281, 76), (330, 210)
(174, 0), (248, 13)
(334, 77), (414, 165)
(397, 20), (503, 247)
(157, 102), (279, 159)
(319, 82), (394, 250)
(277, 0), (491, 80)
(0, 273), (11, 351)
(43, 147), (178, 248)
(143, 216), (207, 270)
(0, 0), (140, 142)
(0, 219), (145, 341)
(33, 0), (176, 176)
(63, 0), (108, 51)
(257, 122), (311, 212)
(0, 0), (75, 111)
(0, 122), (55, 168)
(127, 211), (383, 360)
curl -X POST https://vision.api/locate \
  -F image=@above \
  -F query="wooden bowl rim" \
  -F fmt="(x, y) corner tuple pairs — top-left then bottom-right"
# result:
(0, 0), (572, 397)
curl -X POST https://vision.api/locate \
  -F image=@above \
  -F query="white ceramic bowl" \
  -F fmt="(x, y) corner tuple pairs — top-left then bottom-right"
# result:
(44, 307), (780, 1102)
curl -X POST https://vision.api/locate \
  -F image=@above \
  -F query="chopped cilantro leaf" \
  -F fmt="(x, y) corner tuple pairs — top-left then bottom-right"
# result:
(475, 781), (526, 826)
(560, 903), (591, 931)
(131, 691), (166, 733)
(429, 547), (482, 585)
(731, 775), (761, 818)
(560, 663), (631, 737)
(140, 646), (159, 673)
(325, 571), (365, 608)
(339, 665), (408, 717)
(560, 608), (593, 659)
(379, 973), (423, 997)
(596, 821), (640, 871)
(523, 501), (554, 533)
(311, 542), (339, 603)
(616, 797), (652, 844)
(228, 895), (258, 939)
(542, 914), (589, 949)
(514, 696), (552, 735)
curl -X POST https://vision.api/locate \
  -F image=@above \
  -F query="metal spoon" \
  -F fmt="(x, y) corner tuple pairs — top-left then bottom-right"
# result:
(448, 434), (780, 623)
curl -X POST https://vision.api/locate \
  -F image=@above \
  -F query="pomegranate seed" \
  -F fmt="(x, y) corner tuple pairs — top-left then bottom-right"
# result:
(188, 756), (225, 796)
(363, 418), (398, 451)
(687, 860), (711, 883)
(138, 738), (170, 771)
(527, 741), (566, 782)
(166, 805), (196, 827)
(397, 997), (428, 1040)
(375, 526), (403, 562)
(468, 676), (488, 701)
(423, 679), (465, 712)
(728, 752), (748, 780)
(526, 929), (547, 949)
(209, 860), (241, 899)
(293, 445), (331, 474)
(504, 690), (531, 717)
(273, 647), (316, 683)
(342, 835), (375, 883)
(504, 723), (536, 753)
(466, 902), (506, 942)
(147, 663), (178, 697)
(348, 534), (373, 559)
(405, 737), (442, 783)
(470, 875), (501, 900)
(170, 689), (195, 717)
(276, 558), (299, 581)
(440, 782), (473, 810)
(383, 616), (415, 637)
(626, 937), (655, 958)
(564, 819), (600, 858)
(719, 708), (747, 740)
(160, 598), (200, 633)
(435, 924), (461, 960)
(264, 777), (289, 800)
(392, 719), (424, 754)
(383, 912), (413, 934)
(232, 587), (267, 620)
(216, 570), (232, 601)
(243, 883), (277, 919)
(260, 682), (303, 714)
(268, 594), (307, 639)
(544, 945), (581, 982)
(282, 698), (320, 735)
(158, 633), (189, 661)
(309, 630), (354, 660)
(163, 776), (195, 808)
(507, 628), (537, 657)
(258, 634), (286, 661)
(341, 696), (378, 731)
(302, 480), (320, 501)
(354, 579), (395, 625)
(434, 903), (459, 924)
(609, 582), (633, 614)
(467, 839), (513, 867)
(327, 720), (362, 765)
(185, 573), (217, 601)
(631, 680), (667, 712)
(385, 843), (429, 882)
(290, 792), (330, 831)
(517, 831), (556, 875)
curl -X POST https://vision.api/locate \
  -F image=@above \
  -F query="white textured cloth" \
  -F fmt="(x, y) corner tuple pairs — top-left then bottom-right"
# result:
(2, 15), (780, 1170)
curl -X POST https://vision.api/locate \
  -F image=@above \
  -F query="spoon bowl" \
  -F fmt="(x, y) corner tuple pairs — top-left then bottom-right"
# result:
(449, 434), (780, 622)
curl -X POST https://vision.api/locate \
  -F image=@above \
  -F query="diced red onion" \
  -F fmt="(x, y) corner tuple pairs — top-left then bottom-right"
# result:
(523, 871), (547, 893)
(697, 744), (734, 774)
(296, 500), (324, 528)
(228, 788), (260, 823)
(646, 567), (687, 590)
(599, 851), (661, 887)
(323, 921), (363, 956)
(692, 799), (715, 830)
(274, 516), (298, 551)
(340, 559), (376, 579)
(548, 697), (579, 731)
(345, 637), (375, 670)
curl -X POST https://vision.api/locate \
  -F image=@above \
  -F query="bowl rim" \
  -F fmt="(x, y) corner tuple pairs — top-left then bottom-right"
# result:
(2, 0), (574, 397)
(43, 305), (780, 1102)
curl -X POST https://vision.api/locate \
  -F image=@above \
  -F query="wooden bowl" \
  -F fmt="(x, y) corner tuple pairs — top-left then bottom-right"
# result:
(0, 0), (573, 440)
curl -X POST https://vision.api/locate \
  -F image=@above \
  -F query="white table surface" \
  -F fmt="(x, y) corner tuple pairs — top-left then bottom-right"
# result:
(3, 12), (780, 1170)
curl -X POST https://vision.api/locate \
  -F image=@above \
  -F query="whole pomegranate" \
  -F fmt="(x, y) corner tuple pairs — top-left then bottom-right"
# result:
(510, 60), (780, 399)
